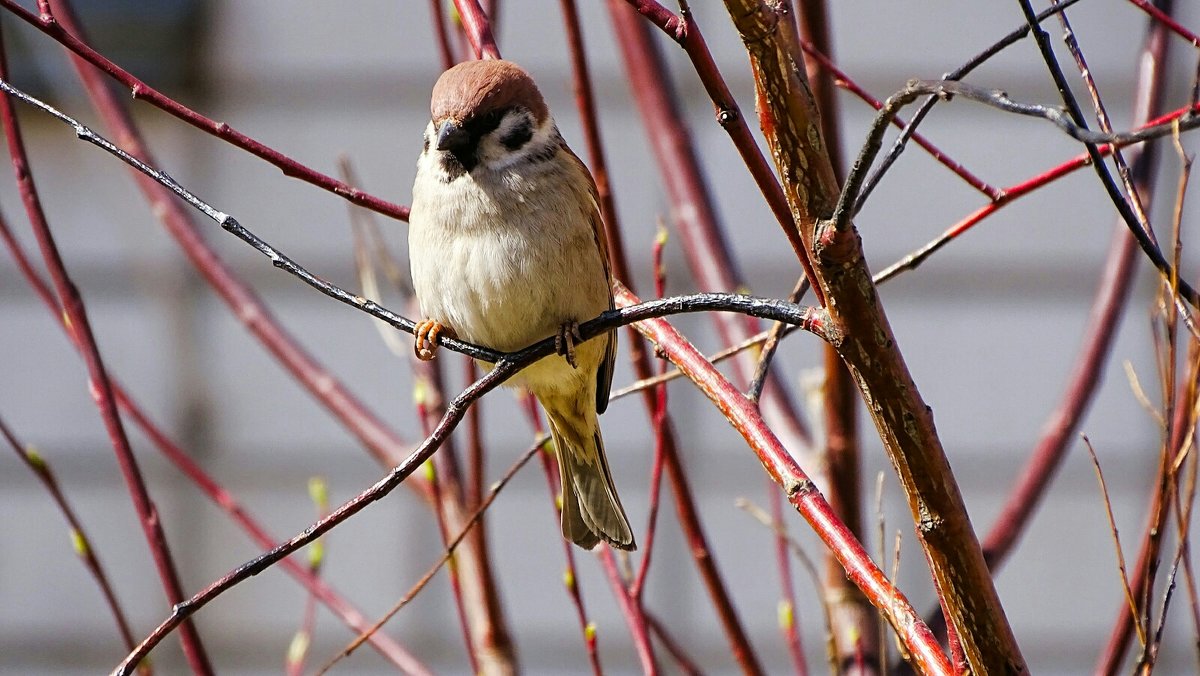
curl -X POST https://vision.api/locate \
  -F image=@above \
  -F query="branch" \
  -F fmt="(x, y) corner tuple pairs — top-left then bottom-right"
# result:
(791, 0), (879, 669)
(450, 0), (500, 59)
(856, 0), (1086, 209)
(42, 0), (418, 474)
(0, 0), (409, 220)
(459, 7), (772, 670)
(0, 74), (831, 362)
(982, 0), (1175, 573)
(614, 283), (952, 676)
(616, 0), (823, 302)
(315, 439), (542, 675)
(0, 27), (214, 676)
(107, 282), (831, 676)
(0, 415), (144, 671)
(720, 2), (1027, 671)
(0, 207), (428, 671)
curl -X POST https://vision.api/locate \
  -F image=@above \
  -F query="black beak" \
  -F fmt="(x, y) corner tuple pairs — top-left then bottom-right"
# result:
(435, 120), (471, 154)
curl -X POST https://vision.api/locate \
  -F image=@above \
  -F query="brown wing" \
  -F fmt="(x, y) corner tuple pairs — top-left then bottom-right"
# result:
(562, 143), (617, 415)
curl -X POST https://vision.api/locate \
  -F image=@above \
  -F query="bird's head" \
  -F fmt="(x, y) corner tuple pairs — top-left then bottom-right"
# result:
(425, 59), (556, 177)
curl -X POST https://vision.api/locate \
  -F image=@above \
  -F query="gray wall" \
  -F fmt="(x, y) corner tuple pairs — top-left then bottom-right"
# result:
(2, 1), (1199, 674)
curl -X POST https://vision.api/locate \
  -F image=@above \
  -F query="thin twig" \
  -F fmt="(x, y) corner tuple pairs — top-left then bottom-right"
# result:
(0, 416), (147, 674)
(1014, 0), (1193, 309)
(857, 0), (1086, 209)
(979, 0), (1175, 577)
(833, 77), (1200, 307)
(315, 439), (542, 675)
(285, 478), (329, 676)
(736, 498), (835, 671)
(631, 225), (671, 599)
(1084, 435), (1147, 646)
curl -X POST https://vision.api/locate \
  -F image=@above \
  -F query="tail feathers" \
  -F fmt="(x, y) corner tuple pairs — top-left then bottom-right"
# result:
(545, 408), (635, 551)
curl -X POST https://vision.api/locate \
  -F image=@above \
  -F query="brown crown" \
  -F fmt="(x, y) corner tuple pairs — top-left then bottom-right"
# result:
(429, 59), (549, 125)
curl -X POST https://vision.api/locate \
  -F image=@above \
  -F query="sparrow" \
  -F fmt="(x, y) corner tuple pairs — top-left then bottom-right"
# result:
(408, 59), (635, 551)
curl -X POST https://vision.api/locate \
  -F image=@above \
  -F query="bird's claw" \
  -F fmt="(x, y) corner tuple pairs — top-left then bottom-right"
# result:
(555, 321), (583, 369)
(414, 319), (453, 361)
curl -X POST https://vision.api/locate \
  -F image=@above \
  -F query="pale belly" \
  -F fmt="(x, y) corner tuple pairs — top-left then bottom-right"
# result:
(409, 217), (609, 396)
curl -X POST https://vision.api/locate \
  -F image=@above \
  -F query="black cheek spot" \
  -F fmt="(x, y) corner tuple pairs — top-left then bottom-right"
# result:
(499, 119), (533, 150)
(423, 135), (430, 153)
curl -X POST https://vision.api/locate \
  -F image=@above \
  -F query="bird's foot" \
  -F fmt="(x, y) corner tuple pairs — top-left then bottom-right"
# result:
(414, 319), (454, 361)
(555, 321), (584, 369)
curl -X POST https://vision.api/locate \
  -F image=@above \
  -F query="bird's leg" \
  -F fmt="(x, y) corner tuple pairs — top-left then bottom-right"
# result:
(414, 319), (454, 361)
(554, 321), (584, 369)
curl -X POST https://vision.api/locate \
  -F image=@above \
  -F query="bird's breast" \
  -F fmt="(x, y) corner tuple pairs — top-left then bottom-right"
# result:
(409, 167), (608, 354)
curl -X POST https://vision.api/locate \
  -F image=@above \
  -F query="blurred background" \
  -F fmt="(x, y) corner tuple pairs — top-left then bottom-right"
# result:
(1, 0), (1199, 673)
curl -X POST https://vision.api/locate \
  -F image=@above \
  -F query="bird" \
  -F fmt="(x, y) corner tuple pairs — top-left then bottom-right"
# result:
(408, 59), (635, 551)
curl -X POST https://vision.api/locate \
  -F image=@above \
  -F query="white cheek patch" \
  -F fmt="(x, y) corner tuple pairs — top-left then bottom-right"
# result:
(481, 117), (559, 171)
(496, 113), (534, 150)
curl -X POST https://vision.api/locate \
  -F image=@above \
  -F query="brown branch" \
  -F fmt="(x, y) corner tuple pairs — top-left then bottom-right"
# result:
(790, 1), (877, 670)
(719, 2), (1026, 672)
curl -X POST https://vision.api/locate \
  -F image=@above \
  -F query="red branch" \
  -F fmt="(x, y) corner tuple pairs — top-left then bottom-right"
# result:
(616, 0), (822, 302)
(450, 0), (501, 59)
(0, 211), (428, 672)
(615, 283), (952, 676)
(0, 26), (214, 676)
(555, 4), (769, 672)
(0, 0), (409, 220)
(608, 1), (814, 460)
(43, 0), (423, 483)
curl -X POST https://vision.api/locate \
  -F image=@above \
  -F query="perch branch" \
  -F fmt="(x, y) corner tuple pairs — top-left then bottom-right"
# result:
(614, 283), (952, 676)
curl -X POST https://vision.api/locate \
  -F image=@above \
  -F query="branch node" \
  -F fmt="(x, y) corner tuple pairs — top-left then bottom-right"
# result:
(785, 477), (814, 498)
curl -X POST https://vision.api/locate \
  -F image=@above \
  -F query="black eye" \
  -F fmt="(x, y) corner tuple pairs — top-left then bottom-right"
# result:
(499, 118), (533, 150)
(478, 109), (505, 133)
